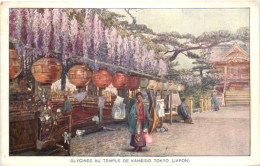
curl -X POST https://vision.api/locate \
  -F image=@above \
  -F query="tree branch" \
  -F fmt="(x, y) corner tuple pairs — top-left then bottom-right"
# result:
(124, 9), (136, 24)
(169, 42), (219, 61)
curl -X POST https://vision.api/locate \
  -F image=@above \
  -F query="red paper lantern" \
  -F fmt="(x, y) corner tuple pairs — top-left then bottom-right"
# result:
(31, 55), (62, 86)
(112, 71), (128, 90)
(127, 75), (140, 91)
(9, 48), (23, 79)
(92, 68), (112, 89)
(68, 63), (92, 88)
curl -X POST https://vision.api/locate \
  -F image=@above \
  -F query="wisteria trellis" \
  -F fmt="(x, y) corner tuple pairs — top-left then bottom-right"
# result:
(9, 8), (167, 76)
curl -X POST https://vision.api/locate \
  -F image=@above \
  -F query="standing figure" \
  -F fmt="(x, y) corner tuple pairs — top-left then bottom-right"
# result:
(128, 92), (150, 152)
(61, 95), (73, 112)
(177, 98), (193, 123)
(63, 132), (71, 144)
(211, 94), (219, 111)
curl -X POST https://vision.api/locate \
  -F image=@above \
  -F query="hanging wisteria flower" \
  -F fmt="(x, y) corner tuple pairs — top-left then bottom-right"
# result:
(147, 50), (155, 73)
(9, 9), (17, 39)
(69, 17), (78, 56)
(32, 9), (39, 50)
(129, 35), (135, 69)
(121, 37), (129, 67)
(27, 9), (35, 48)
(15, 9), (22, 42)
(141, 45), (148, 72)
(93, 14), (100, 57)
(42, 9), (52, 55)
(76, 28), (84, 58)
(52, 9), (62, 52)
(61, 11), (69, 55)
(8, 8), (168, 77)
(110, 27), (117, 64)
(104, 27), (111, 62)
(82, 9), (92, 60)
(20, 9), (29, 45)
(134, 37), (141, 71)
(116, 35), (123, 66)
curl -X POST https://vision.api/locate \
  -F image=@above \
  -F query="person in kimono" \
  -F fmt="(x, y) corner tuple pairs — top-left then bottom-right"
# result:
(128, 92), (150, 152)
(61, 95), (73, 112)
(211, 94), (219, 111)
(177, 98), (193, 123)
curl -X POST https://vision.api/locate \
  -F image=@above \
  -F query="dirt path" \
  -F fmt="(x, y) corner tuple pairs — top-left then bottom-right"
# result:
(70, 106), (250, 156)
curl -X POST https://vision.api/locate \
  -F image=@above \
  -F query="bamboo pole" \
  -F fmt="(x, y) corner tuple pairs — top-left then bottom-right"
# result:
(200, 97), (204, 113)
(160, 91), (164, 128)
(98, 88), (104, 125)
(204, 97), (208, 111)
(207, 97), (211, 111)
(169, 91), (173, 125)
(188, 97), (193, 116)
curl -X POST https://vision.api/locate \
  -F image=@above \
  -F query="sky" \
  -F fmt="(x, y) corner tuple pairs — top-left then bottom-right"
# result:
(109, 9), (250, 69)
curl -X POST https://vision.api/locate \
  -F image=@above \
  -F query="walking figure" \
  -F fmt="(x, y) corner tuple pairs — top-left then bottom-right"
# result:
(128, 92), (150, 152)
(211, 94), (219, 111)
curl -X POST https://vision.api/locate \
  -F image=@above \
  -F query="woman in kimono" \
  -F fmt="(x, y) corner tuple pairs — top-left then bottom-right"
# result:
(128, 92), (150, 152)
(211, 94), (219, 111)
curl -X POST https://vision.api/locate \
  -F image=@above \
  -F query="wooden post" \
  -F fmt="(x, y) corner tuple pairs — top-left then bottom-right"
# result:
(98, 88), (103, 125)
(224, 66), (228, 76)
(200, 97), (204, 113)
(207, 97), (211, 111)
(222, 92), (225, 106)
(204, 97), (207, 111)
(169, 91), (173, 125)
(188, 97), (193, 116)
(222, 83), (226, 106)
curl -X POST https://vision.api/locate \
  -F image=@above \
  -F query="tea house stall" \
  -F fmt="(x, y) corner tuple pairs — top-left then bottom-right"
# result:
(8, 8), (176, 155)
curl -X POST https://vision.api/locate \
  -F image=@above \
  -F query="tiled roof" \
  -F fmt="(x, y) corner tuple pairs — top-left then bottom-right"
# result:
(206, 43), (249, 63)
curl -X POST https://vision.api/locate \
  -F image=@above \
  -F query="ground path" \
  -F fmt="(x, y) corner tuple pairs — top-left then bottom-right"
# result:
(70, 106), (250, 156)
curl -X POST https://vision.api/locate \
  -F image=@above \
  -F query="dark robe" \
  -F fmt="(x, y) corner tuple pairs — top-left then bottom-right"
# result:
(177, 103), (190, 120)
(211, 97), (219, 111)
(62, 99), (73, 111)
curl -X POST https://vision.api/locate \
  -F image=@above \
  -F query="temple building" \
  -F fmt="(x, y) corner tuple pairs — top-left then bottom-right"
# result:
(207, 43), (250, 106)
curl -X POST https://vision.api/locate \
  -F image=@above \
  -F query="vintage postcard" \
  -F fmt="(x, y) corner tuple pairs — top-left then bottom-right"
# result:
(1, 0), (259, 166)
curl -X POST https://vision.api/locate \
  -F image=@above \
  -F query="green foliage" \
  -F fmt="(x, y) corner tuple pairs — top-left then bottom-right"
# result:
(152, 28), (249, 61)
(179, 75), (221, 108)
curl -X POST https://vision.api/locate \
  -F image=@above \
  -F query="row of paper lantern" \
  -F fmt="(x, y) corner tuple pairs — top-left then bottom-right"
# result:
(10, 51), (184, 92)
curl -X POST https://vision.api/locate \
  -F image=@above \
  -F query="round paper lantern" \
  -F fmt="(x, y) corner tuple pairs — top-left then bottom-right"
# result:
(178, 84), (185, 92)
(68, 63), (92, 88)
(140, 78), (149, 88)
(92, 68), (112, 89)
(112, 71), (128, 90)
(168, 82), (174, 91)
(128, 75), (140, 91)
(31, 55), (62, 86)
(163, 82), (169, 91)
(155, 81), (164, 91)
(9, 48), (23, 79)
(173, 84), (178, 91)
(147, 80), (157, 89)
